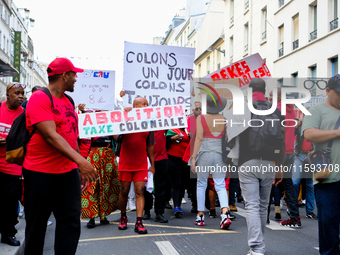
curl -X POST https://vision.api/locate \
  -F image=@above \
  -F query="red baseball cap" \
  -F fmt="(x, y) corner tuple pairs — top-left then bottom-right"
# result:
(47, 58), (84, 76)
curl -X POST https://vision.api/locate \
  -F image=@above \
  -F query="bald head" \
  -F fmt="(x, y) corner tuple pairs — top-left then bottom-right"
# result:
(133, 97), (148, 108)
(249, 78), (266, 94)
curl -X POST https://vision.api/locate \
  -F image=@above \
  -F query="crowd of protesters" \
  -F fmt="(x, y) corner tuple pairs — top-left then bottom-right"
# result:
(0, 57), (339, 255)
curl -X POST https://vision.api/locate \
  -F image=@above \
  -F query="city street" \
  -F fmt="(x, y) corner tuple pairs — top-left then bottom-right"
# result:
(41, 196), (320, 255)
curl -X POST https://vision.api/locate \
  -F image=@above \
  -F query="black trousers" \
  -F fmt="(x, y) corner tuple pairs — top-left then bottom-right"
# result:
(154, 159), (169, 214)
(168, 155), (190, 208)
(23, 168), (81, 255)
(0, 171), (22, 237)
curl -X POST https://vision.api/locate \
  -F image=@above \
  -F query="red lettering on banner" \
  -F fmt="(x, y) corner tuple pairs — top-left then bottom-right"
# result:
(242, 75), (250, 85)
(174, 105), (183, 116)
(220, 69), (228, 79)
(110, 111), (122, 123)
(235, 63), (244, 76)
(227, 65), (238, 78)
(253, 70), (259, 78)
(239, 78), (246, 88)
(262, 63), (271, 76)
(96, 113), (108, 124)
(156, 107), (161, 118)
(164, 107), (173, 117)
(124, 111), (134, 121)
(240, 61), (251, 73)
(211, 73), (221, 81)
(83, 114), (93, 126)
(136, 109), (141, 120)
(143, 108), (154, 119)
(258, 67), (265, 77)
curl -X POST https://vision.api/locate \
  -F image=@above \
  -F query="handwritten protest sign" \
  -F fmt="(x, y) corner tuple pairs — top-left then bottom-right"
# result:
(78, 105), (187, 138)
(122, 41), (195, 108)
(66, 69), (115, 110)
(202, 53), (270, 90)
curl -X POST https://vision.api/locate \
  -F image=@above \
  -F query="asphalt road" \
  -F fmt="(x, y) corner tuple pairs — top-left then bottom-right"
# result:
(41, 196), (320, 255)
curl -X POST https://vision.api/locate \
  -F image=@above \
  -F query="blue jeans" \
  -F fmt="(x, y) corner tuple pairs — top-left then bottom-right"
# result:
(239, 159), (275, 254)
(315, 181), (340, 255)
(196, 152), (229, 212)
(292, 153), (315, 213)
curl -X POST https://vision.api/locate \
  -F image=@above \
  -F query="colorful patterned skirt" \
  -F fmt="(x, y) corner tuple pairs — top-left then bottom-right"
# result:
(81, 147), (120, 219)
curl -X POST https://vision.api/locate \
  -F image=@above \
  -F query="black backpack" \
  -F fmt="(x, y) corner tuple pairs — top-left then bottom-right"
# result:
(5, 87), (74, 165)
(248, 100), (284, 159)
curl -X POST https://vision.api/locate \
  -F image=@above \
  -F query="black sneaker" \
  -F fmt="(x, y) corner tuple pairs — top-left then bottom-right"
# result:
(87, 218), (95, 228)
(209, 209), (217, 218)
(143, 211), (151, 220)
(1, 236), (20, 246)
(155, 214), (168, 223)
(100, 217), (110, 225)
(165, 202), (173, 209)
(306, 212), (317, 219)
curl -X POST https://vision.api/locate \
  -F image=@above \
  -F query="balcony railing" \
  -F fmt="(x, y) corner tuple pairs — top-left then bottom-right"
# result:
(279, 0), (284, 8)
(230, 55), (233, 64)
(278, 42), (284, 57)
(309, 29), (317, 41)
(230, 16), (234, 24)
(244, 44), (248, 53)
(293, 39), (299, 50)
(245, 0), (249, 10)
(330, 17), (338, 31)
(262, 31), (267, 40)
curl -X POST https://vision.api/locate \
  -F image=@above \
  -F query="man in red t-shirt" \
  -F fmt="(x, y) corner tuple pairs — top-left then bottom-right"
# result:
(0, 83), (24, 246)
(118, 97), (155, 234)
(23, 58), (97, 255)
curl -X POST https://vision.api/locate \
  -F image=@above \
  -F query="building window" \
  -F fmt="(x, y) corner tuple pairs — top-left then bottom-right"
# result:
(207, 56), (210, 74)
(217, 48), (221, 70)
(3, 35), (5, 51)
(279, 0), (284, 8)
(293, 14), (299, 50)
(230, 36), (233, 64)
(279, 25), (284, 57)
(262, 7), (267, 40)
(230, 0), (234, 25)
(310, 4), (318, 41)
(244, 23), (249, 54)
(331, 57), (339, 76)
(198, 63), (201, 77)
(309, 66), (317, 96)
(330, 0), (338, 31)
(278, 78), (283, 87)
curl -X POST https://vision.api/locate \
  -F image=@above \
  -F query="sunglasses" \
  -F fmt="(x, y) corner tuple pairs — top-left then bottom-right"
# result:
(195, 107), (201, 111)
(7, 83), (26, 92)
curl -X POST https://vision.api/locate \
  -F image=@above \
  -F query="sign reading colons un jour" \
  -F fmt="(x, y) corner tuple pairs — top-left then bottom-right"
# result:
(78, 105), (187, 138)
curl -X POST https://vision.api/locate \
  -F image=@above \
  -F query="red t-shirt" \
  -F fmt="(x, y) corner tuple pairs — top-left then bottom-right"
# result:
(187, 115), (197, 134)
(23, 90), (78, 173)
(118, 132), (149, 171)
(79, 138), (91, 158)
(154, 130), (168, 162)
(167, 130), (190, 158)
(301, 139), (312, 152)
(0, 101), (23, 176)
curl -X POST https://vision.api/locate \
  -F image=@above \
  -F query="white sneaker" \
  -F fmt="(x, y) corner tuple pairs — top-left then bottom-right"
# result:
(195, 214), (205, 226)
(220, 213), (231, 229)
(129, 200), (136, 211)
(181, 198), (187, 204)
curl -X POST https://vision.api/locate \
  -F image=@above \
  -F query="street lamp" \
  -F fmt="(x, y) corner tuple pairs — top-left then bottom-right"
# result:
(207, 46), (225, 56)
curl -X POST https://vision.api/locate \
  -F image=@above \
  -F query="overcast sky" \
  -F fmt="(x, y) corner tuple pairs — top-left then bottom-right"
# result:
(14, 0), (186, 96)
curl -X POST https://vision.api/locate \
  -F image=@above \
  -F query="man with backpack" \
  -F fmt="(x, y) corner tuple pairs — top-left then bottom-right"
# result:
(237, 78), (285, 255)
(22, 58), (97, 255)
(0, 83), (25, 246)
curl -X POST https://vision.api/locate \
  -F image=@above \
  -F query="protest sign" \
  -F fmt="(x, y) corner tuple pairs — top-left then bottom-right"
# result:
(66, 69), (115, 110)
(202, 53), (270, 90)
(122, 41), (195, 108)
(78, 105), (187, 138)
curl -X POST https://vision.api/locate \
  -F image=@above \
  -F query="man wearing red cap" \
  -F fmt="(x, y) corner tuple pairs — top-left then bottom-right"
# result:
(23, 58), (97, 255)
